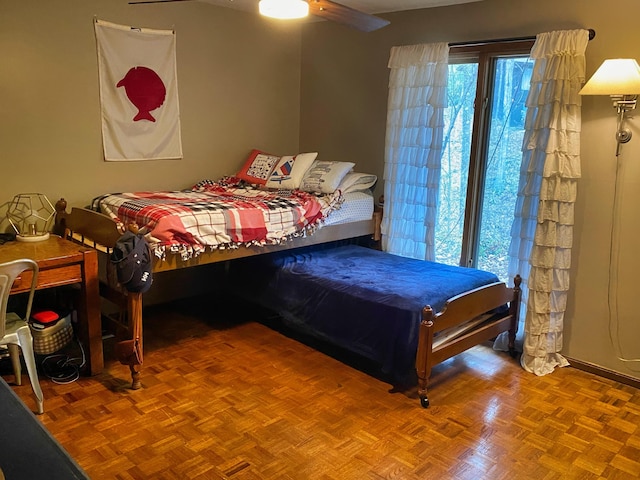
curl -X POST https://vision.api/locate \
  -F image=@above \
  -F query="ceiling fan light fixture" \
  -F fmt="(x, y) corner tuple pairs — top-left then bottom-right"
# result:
(259, 0), (309, 20)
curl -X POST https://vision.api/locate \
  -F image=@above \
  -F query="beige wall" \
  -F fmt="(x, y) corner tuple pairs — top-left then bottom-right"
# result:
(299, 0), (640, 380)
(0, 0), (303, 210)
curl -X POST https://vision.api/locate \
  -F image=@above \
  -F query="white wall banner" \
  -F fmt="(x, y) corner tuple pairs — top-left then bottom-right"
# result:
(94, 19), (183, 161)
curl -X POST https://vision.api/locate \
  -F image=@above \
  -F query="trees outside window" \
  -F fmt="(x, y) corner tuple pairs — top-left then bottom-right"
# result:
(435, 41), (534, 282)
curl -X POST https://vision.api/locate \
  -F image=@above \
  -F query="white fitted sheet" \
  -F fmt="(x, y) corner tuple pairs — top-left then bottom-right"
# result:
(324, 191), (374, 226)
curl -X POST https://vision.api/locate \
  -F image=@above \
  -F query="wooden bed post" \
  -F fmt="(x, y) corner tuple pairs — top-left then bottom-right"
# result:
(54, 198), (69, 237)
(123, 222), (144, 389)
(415, 306), (435, 408)
(414, 275), (523, 408)
(126, 291), (143, 390)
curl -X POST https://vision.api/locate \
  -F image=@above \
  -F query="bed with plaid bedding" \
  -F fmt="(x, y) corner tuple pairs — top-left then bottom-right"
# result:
(94, 177), (343, 260)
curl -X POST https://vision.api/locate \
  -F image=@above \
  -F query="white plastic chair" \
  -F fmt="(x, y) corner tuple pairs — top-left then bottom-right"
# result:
(0, 259), (44, 414)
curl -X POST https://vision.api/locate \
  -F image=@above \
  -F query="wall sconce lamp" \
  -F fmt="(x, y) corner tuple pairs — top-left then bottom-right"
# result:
(259, 0), (309, 19)
(6, 193), (55, 242)
(579, 58), (640, 156)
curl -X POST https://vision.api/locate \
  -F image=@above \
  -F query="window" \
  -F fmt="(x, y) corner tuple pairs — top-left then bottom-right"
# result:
(435, 41), (534, 282)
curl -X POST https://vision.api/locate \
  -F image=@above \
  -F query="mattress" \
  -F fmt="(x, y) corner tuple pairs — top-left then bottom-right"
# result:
(228, 244), (501, 381)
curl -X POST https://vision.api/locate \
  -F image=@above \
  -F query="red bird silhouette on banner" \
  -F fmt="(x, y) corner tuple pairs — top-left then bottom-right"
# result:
(117, 66), (166, 122)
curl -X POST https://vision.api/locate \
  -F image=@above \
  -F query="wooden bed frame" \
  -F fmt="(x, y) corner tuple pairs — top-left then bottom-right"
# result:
(416, 276), (520, 407)
(53, 199), (382, 389)
(54, 199), (521, 408)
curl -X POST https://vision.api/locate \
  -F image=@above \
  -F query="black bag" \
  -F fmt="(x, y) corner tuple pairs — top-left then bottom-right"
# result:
(110, 231), (153, 293)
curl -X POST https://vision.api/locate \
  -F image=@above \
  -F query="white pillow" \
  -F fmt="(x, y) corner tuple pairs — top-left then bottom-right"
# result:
(300, 161), (355, 194)
(338, 172), (377, 193)
(265, 152), (318, 190)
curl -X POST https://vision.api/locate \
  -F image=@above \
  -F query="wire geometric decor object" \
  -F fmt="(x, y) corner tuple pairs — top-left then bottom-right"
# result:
(6, 193), (55, 242)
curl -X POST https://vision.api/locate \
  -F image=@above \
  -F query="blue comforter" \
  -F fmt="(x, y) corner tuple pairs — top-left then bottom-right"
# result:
(229, 245), (501, 381)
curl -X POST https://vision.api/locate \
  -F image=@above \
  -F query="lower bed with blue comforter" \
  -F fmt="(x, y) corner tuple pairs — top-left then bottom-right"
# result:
(227, 244), (521, 407)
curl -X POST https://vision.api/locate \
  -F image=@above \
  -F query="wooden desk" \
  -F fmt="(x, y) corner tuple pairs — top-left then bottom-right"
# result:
(0, 235), (103, 375)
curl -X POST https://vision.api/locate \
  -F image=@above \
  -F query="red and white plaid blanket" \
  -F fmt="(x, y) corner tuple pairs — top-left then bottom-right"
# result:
(95, 177), (343, 259)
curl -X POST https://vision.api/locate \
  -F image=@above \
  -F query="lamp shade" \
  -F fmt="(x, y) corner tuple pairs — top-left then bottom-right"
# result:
(259, 0), (309, 19)
(6, 193), (55, 242)
(579, 58), (640, 95)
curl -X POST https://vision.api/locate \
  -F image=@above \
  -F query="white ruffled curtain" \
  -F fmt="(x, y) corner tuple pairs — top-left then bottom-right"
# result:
(381, 43), (449, 260)
(507, 29), (590, 375)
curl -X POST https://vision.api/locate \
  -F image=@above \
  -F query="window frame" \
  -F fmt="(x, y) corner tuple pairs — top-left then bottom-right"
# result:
(447, 40), (534, 268)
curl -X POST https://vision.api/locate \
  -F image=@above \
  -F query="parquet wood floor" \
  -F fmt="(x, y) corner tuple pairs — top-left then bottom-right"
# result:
(4, 295), (640, 480)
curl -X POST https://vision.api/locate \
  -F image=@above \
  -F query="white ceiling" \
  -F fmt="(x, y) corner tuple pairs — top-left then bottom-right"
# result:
(198, 0), (483, 15)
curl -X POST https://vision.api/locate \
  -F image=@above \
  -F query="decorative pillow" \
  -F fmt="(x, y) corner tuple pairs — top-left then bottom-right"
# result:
(265, 152), (318, 190)
(236, 149), (280, 185)
(300, 161), (355, 194)
(236, 150), (318, 189)
(338, 172), (377, 193)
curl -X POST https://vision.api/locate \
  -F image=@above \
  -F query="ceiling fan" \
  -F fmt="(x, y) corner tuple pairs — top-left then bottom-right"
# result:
(128, 0), (391, 32)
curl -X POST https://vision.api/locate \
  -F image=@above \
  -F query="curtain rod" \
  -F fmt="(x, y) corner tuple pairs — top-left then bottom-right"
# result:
(449, 28), (595, 47)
